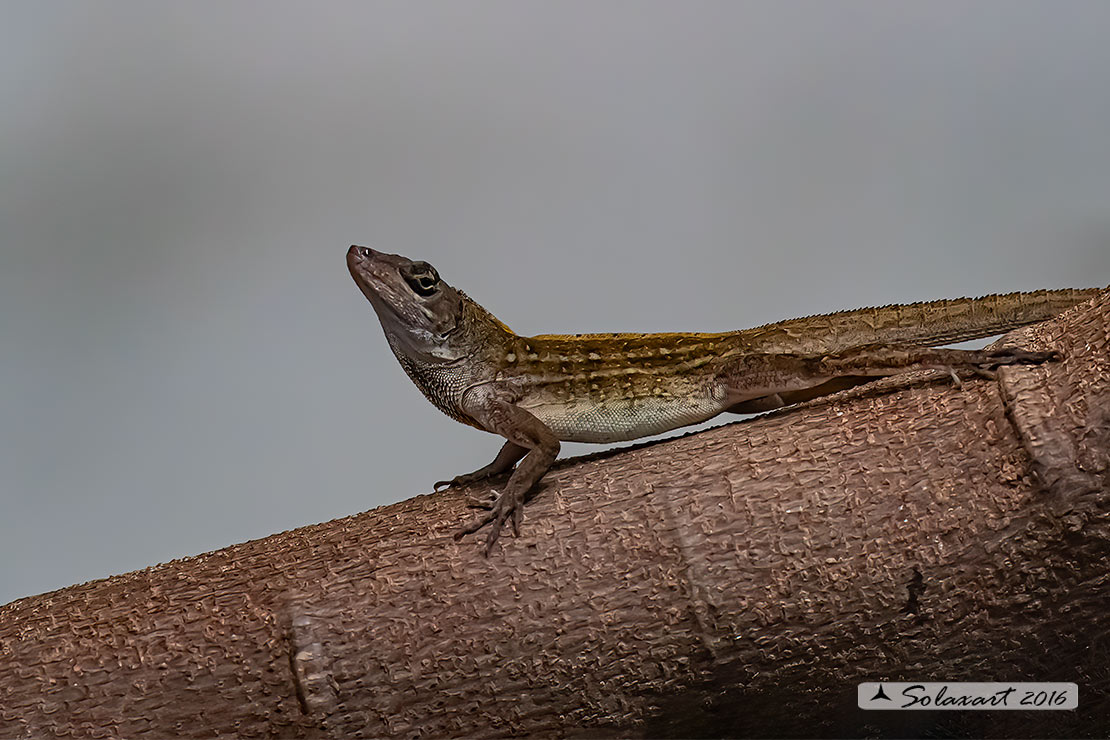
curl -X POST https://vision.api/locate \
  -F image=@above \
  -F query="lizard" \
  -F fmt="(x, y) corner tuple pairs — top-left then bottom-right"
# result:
(346, 245), (1099, 555)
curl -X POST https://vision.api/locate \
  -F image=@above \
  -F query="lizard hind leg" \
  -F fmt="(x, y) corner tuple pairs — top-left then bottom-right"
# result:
(817, 344), (1061, 376)
(719, 345), (1060, 416)
(725, 376), (874, 414)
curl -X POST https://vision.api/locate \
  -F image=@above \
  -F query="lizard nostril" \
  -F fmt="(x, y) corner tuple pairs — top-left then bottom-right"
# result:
(349, 245), (371, 259)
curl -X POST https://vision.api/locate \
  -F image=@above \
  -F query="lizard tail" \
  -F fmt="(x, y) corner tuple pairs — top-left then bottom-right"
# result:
(740, 287), (1104, 355)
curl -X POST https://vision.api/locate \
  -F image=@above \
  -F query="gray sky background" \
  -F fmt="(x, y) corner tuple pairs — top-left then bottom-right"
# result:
(2, 1), (1109, 605)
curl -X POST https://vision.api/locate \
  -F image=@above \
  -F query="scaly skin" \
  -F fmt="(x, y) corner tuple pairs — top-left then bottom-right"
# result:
(347, 246), (1098, 554)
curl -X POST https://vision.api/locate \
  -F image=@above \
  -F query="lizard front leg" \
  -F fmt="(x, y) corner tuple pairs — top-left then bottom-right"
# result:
(451, 386), (560, 555)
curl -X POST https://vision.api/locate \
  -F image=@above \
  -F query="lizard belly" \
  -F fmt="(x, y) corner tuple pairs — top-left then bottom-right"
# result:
(522, 392), (728, 444)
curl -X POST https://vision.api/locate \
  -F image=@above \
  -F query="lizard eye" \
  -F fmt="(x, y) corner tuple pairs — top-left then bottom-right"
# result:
(403, 262), (440, 297)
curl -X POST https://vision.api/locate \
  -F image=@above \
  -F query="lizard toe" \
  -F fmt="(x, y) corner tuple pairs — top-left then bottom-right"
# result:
(454, 508), (497, 539)
(464, 491), (499, 510)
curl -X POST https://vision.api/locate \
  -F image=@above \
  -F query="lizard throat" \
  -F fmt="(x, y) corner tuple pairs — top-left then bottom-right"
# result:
(384, 331), (474, 426)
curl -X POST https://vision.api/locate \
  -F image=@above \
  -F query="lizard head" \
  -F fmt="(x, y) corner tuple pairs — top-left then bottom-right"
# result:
(347, 245), (507, 362)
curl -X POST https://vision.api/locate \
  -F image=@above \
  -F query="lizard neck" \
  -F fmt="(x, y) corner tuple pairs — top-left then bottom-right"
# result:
(383, 291), (516, 426)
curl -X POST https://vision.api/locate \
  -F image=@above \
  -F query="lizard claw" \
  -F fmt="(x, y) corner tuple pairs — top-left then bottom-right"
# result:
(453, 488), (525, 556)
(434, 474), (470, 491)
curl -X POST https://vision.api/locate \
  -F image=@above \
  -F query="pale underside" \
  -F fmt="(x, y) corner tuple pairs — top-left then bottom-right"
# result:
(518, 383), (731, 444)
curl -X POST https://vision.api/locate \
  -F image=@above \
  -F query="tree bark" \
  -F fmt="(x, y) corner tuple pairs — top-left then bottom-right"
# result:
(2, 290), (1107, 739)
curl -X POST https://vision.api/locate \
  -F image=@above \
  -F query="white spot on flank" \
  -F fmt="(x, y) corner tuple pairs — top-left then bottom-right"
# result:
(505, 353), (516, 362)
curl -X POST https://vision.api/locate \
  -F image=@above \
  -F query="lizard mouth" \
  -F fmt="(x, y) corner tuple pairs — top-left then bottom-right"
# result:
(347, 245), (388, 285)
(347, 244), (374, 269)
(347, 245), (391, 302)
(347, 245), (419, 327)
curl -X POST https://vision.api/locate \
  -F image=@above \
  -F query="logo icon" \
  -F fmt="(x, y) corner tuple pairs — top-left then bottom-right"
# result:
(870, 685), (891, 702)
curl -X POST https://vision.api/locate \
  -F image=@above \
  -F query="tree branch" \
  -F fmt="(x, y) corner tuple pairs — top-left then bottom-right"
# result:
(2, 290), (1107, 739)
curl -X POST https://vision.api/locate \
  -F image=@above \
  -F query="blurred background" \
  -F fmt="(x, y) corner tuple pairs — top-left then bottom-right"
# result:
(2, 1), (1108, 604)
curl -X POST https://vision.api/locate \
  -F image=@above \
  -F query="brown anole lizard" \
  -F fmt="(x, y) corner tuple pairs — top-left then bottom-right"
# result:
(347, 245), (1098, 554)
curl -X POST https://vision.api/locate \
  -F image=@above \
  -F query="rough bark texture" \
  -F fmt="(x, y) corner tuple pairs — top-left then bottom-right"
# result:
(1, 291), (1107, 739)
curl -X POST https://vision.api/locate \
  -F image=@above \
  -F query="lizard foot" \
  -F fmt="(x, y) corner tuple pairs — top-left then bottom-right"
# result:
(435, 465), (517, 491)
(453, 488), (525, 556)
(940, 349), (1061, 388)
(945, 365), (999, 385)
(433, 470), (489, 491)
